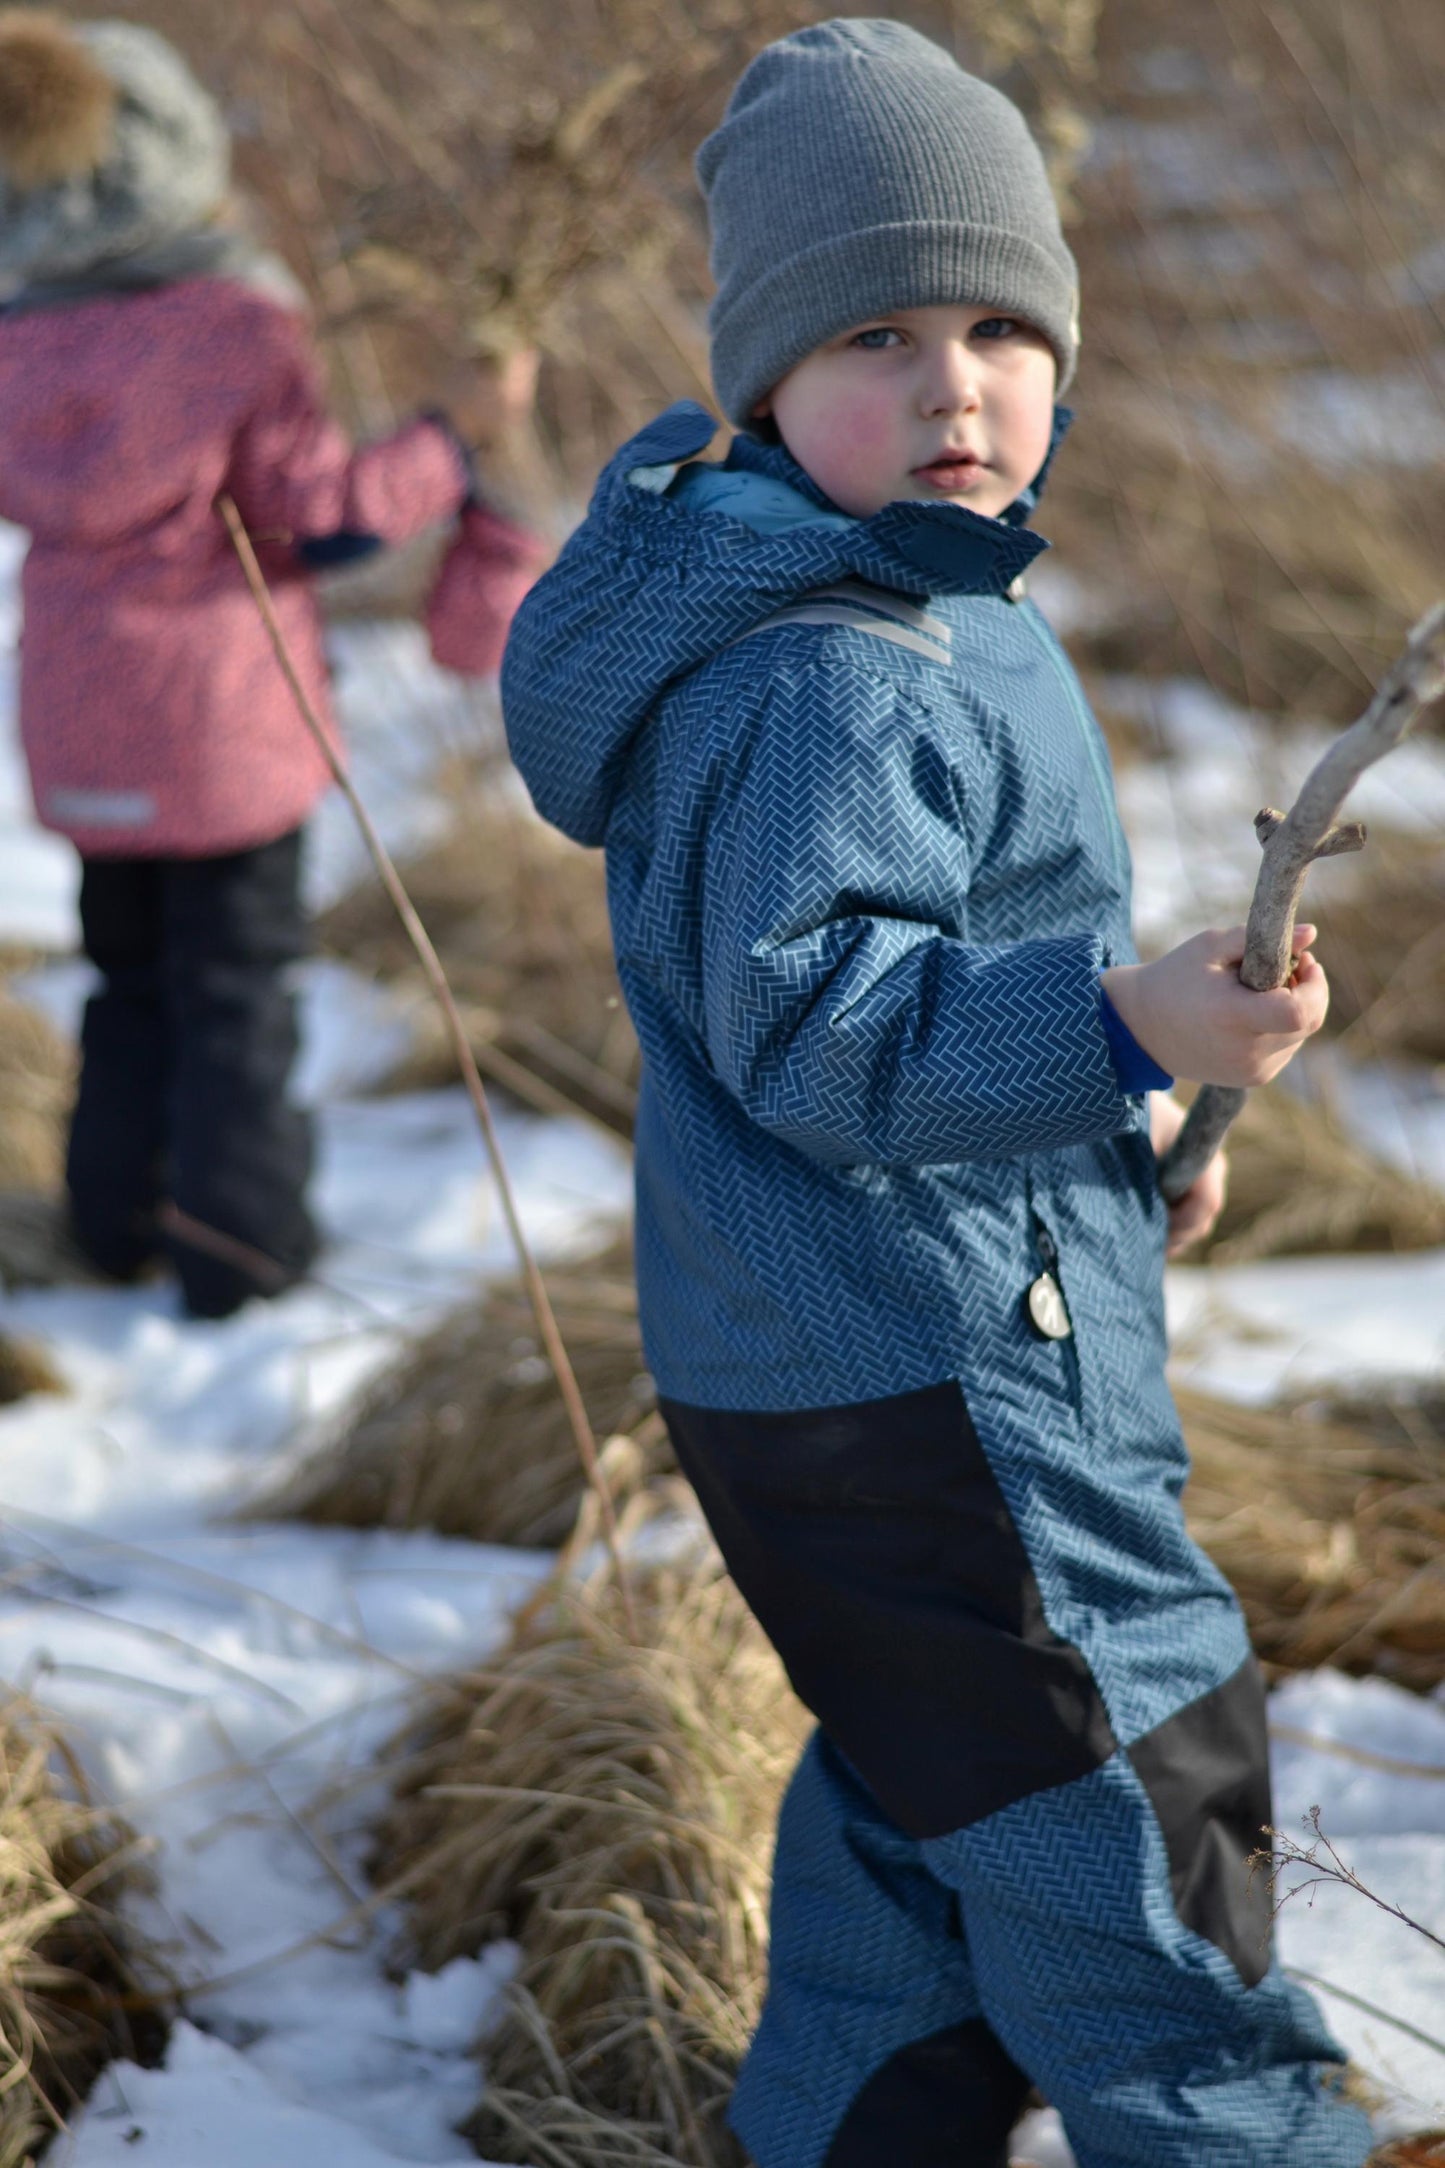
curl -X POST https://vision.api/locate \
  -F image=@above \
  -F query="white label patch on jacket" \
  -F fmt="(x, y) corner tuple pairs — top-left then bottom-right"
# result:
(46, 788), (158, 827)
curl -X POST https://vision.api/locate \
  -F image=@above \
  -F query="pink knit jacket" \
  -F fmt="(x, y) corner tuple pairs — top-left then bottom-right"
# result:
(0, 277), (542, 858)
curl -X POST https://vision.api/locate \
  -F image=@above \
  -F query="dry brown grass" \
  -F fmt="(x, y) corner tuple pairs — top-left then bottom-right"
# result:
(1198, 1080), (1445, 1263)
(1368, 2139), (1445, 2167)
(1310, 837), (1445, 1065)
(318, 786), (637, 1134)
(277, 1062), (1445, 1550)
(375, 1560), (809, 2168)
(0, 979), (86, 1295)
(1048, 0), (1445, 722)
(0, 991), (70, 1195)
(0, 1333), (64, 1406)
(0, 1698), (163, 2166)
(270, 1240), (662, 1547)
(1180, 1387), (1445, 1693)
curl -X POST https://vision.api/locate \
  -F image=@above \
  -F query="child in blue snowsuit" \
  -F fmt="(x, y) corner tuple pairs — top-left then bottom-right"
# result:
(503, 21), (1371, 2167)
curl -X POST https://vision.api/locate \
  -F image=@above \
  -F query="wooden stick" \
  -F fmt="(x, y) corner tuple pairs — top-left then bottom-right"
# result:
(1160, 602), (1445, 1203)
(217, 495), (637, 1636)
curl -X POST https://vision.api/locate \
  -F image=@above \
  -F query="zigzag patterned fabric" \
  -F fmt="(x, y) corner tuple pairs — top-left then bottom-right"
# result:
(502, 407), (1370, 2165)
(504, 402), (1243, 1740)
(736, 1735), (1369, 2168)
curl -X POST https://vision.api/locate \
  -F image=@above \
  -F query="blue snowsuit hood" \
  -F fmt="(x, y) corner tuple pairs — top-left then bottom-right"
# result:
(506, 398), (1054, 849)
(500, 407), (1367, 2168)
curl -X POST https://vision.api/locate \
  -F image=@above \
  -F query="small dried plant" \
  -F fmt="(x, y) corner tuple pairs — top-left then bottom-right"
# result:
(0, 1698), (163, 2166)
(1266, 1805), (1445, 1965)
(374, 1560), (810, 2167)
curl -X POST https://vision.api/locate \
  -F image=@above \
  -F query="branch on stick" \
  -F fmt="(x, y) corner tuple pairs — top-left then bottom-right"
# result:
(1159, 603), (1445, 1203)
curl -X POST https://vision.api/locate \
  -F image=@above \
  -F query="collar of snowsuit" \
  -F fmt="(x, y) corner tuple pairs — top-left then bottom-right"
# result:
(620, 396), (1072, 600)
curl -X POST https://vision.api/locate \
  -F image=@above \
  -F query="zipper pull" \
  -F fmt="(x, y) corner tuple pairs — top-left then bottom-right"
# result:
(1027, 1219), (1072, 1341)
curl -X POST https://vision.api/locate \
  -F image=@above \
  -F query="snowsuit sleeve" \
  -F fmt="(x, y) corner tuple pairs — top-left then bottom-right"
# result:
(426, 503), (550, 676)
(694, 656), (1141, 1168)
(223, 317), (470, 549)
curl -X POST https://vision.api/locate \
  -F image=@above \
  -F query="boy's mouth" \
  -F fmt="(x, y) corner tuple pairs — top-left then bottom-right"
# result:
(912, 450), (986, 489)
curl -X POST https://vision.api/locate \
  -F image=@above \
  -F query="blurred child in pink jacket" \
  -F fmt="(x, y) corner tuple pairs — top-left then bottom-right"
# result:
(0, 10), (545, 1315)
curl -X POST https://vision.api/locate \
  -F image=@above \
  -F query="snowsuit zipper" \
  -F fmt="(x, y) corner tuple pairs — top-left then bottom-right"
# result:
(1015, 601), (1130, 887)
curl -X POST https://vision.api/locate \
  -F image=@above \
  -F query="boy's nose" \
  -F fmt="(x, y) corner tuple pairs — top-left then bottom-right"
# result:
(920, 342), (983, 416)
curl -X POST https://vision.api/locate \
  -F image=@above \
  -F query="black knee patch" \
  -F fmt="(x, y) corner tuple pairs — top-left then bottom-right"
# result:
(823, 2018), (1032, 2168)
(661, 1379), (1117, 1839)
(1127, 1657), (1274, 1986)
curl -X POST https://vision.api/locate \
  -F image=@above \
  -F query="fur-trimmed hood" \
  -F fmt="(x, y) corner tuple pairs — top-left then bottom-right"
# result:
(0, 12), (228, 288)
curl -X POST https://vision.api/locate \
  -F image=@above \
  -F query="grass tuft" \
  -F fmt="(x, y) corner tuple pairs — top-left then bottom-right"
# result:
(0, 1698), (164, 2166)
(375, 1560), (808, 2168)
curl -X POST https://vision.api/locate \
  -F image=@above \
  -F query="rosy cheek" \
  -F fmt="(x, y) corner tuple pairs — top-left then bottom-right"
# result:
(788, 385), (901, 512)
(998, 370), (1057, 482)
(835, 387), (897, 453)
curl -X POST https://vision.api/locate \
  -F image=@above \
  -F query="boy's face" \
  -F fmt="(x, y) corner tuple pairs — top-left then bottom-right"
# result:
(755, 303), (1059, 522)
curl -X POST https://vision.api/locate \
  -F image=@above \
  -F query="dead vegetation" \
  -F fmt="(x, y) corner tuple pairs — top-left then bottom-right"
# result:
(0, 989), (70, 1194)
(269, 1239), (661, 1546)
(1048, 0), (1445, 723)
(374, 1560), (808, 2168)
(318, 785), (637, 1133)
(1368, 2137), (1445, 2166)
(0, 1332), (64, 1406)
(1311, 837), (1445, 1064)
(0, 977), (88, 1294)
(1198, 1079), (1445, 1262)
(1180, 1387), (1445, 1693)
(0, 1), (1437, 2149)
(0, 1698), (162, 2166)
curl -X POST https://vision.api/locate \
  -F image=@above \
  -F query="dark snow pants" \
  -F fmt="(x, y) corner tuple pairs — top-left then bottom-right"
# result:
(661, 1381), (1373, 2168)
(68, 828), (317, 1318)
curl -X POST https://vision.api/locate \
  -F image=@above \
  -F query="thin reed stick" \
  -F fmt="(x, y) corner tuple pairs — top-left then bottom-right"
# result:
(217, 493), (636, 1635)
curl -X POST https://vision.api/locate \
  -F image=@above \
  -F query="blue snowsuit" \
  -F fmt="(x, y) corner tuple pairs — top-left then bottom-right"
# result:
(502, 401), (1370, 2168)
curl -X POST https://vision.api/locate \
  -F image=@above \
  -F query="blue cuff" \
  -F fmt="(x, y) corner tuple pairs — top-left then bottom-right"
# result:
(295, 528), (385, 570)
(1099, 983), (1174, 1094)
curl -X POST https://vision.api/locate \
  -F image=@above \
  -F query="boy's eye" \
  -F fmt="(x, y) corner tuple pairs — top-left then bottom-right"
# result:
(972, 316), (1020, 341)
(850, 326), (905, 350)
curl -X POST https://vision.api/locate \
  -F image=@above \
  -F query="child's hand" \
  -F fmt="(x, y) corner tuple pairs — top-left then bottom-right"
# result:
(1149, 1092), (1227, 1256)
(1101, 924), (1328, 1087)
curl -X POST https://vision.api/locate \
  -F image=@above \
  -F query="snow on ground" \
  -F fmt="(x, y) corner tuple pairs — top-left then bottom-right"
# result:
(0, 521), (1442, 2161)
(1166, 1247), (1445, 1405)
(1270, 1674), (1445, 2135)
(0, 1019), (630, 2163)
(1307, 1049), (1445, 1193)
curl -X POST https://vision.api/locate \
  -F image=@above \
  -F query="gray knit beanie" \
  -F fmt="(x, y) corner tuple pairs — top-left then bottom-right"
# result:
(0, 14), (228, 288)
(698, 18), (1079, 430)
